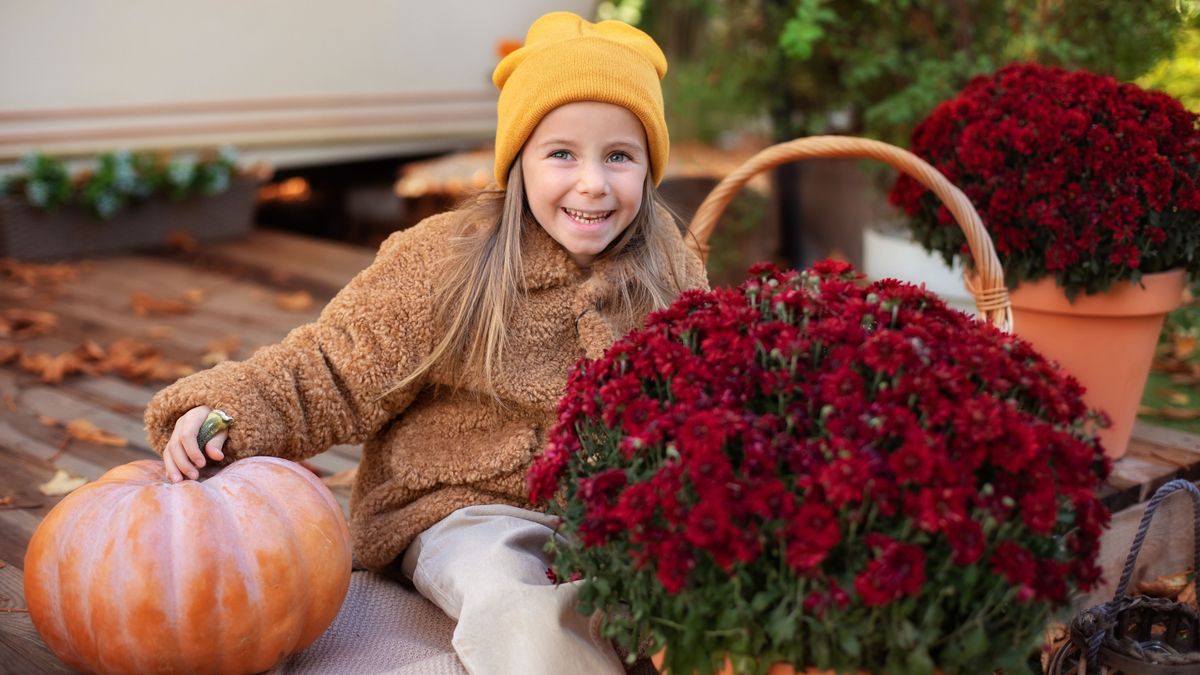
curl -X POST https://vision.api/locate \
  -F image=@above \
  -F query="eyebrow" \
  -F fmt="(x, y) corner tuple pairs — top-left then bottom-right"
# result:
(535, 137), (646, 152)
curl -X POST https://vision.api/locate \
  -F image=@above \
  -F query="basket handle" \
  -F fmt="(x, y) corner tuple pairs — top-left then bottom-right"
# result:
(685, 135), (1011, 331)
(1112, 479), (1200, 600)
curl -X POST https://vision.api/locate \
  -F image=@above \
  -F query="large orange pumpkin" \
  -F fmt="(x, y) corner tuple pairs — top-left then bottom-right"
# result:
(24, 457), (352, 675)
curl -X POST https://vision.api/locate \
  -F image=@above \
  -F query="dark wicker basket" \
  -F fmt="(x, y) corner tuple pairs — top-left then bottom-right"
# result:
(1047, 479), (1200, 674)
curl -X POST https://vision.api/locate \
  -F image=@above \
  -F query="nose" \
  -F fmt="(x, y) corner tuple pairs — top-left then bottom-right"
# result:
(575, 159), (608, 197)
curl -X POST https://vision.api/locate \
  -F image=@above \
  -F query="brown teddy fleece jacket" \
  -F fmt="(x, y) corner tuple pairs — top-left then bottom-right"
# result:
(144, 208), (709, 570)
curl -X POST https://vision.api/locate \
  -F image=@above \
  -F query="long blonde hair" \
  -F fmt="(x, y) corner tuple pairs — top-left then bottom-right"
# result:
(382, 155), (693, 399)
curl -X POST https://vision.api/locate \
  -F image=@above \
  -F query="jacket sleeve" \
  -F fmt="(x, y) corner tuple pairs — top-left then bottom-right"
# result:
(143, 220), (441, 462)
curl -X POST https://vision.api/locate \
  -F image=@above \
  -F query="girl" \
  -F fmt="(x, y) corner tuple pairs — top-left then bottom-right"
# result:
(144, 11), (708, 675)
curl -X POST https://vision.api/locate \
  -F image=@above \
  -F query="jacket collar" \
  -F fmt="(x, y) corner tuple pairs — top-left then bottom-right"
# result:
(519, 223), (587, 291)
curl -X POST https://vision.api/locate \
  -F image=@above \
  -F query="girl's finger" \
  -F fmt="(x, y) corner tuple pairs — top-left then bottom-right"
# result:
(163, 447), (182, 483)
(171, 440), (199, 480)
(180, 422), (206, 470)
(204, 430), (227, 462)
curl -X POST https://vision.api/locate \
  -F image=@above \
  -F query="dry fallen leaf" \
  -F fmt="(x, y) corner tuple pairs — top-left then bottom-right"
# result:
(0, 496), (11, 507)
(202, 335), (241, 366)
(1168, 391), (1192, 406)
(65, 419), (128, 447)
(38, 469), (88, 496)
(37, 415), (60, 428)
(1180, 581), (1197, 608)
(0, 344), (20, 364)
(77, 339), (106, 362)
(0, 308), (58, 340)
(1137, 570), (1192, 599)
(275, 290), (315, 312)
(104, 338), (192, 382)
(164, 230), (200, 253)
(19, 352), (84, 384)
(182, 288), (205, 304)
(0, 259), (79, 287)
(130, 292), (192, 317)
(144, 325), (175, 339)
(1173, 335), (1197, 361)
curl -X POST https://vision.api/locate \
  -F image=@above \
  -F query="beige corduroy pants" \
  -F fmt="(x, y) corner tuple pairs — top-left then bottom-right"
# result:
(400, 504), (625, 675)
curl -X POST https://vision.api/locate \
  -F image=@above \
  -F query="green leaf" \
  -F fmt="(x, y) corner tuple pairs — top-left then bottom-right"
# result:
(961, 621), (988, 660)
(838, 631), (861, 659)
(905, 646), (935, 673)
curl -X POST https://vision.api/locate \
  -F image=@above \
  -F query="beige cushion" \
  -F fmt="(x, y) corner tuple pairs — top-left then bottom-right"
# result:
(273, 571), (467, 675)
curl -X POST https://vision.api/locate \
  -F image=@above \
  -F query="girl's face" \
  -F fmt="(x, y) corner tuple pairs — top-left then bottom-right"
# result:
(521, 101), (648, 268)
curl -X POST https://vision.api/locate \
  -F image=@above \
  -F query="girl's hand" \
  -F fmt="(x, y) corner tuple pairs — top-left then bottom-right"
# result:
(163, 406), (227, 482)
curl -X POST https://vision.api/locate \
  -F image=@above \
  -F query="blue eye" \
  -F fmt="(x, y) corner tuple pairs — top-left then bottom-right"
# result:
(550, 150), (572, 160)
(607, 151), (631, 163)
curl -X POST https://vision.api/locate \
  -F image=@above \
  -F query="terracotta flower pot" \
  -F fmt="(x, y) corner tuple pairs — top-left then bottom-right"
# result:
(1008, 268), (1187, 458)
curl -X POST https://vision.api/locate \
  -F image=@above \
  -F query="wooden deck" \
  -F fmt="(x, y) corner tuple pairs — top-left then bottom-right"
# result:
(0, 228), (1198, 673)
(0, 229), (374, 673)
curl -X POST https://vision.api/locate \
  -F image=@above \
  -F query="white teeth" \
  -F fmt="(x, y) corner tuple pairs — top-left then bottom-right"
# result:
(563, 208), (612, 223)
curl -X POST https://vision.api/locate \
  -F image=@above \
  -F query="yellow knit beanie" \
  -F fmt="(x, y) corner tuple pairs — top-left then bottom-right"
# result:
(492, 12), (669, 188)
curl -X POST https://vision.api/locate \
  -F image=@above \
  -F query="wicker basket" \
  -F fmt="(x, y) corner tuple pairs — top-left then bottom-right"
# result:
(684, 135), (1012, 331)
(1046, 479), (1200, 674)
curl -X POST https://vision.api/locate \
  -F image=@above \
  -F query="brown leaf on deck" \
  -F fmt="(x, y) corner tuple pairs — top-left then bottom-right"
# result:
(1137, 570), (1193, 599)
(0, 308), (58, 340)
(78, 339), (106, 362)
(0, 259), (79, 287)
(105, 338), (192, 382)
(19, 352), (85, 384)
(0, 496), (11, 507)
(202, 335), (241, 367)
(0, 343), (20, 364)
(144, 325), (175, 339)
(65, 419), (128, 447)
(182, 288), (206, 304)
(131, 292), (192, 317)
(37, 415), (61, 428)
(1180, 581), (1197, 608)
(165, 230), (200, 253)
(276, 290), (315, 312)
(38, 469), (88, 496)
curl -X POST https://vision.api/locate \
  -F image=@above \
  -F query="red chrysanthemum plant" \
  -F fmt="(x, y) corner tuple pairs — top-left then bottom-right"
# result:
(528, 262), (1111, 675)
(889, 63), (1200, 300)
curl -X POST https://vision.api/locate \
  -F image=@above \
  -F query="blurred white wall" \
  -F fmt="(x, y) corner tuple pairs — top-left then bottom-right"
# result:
(0, 1), (594, 168)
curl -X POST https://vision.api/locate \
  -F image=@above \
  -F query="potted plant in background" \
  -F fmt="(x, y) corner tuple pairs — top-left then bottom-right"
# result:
(630, 0), (1189, 271)
(0, 146), (267, 260)
(529, 262), (1111, 674)
(889, 63), (1200, 458)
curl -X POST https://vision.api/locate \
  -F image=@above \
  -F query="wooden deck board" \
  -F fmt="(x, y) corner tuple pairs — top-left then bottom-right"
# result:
(0, 229), (1198, 672)
(0, 231), (370, 672)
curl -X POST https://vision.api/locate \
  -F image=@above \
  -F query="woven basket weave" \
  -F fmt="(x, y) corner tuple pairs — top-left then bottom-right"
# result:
(684, 135), (1012, 331)
(1047, 479), (1200, 674)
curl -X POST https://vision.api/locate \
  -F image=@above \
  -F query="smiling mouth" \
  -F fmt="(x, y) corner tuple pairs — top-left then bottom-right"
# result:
(562, 207), (613, 224)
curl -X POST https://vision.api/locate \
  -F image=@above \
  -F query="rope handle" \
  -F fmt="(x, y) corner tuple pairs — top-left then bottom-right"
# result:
(1113, 479), (1200, 600)
(685, 135), (1012, 332)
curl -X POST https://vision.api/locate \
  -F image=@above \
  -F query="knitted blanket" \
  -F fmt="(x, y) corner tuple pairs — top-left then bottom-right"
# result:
(273, 571), (657, 674)
(273, 571), (467, 675)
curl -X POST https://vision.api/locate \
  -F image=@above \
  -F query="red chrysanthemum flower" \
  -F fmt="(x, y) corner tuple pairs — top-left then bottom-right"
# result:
(891, 63), (1200, 298)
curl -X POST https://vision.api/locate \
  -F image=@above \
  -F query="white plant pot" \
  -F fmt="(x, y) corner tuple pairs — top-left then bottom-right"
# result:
(862, 227), (976, 316)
